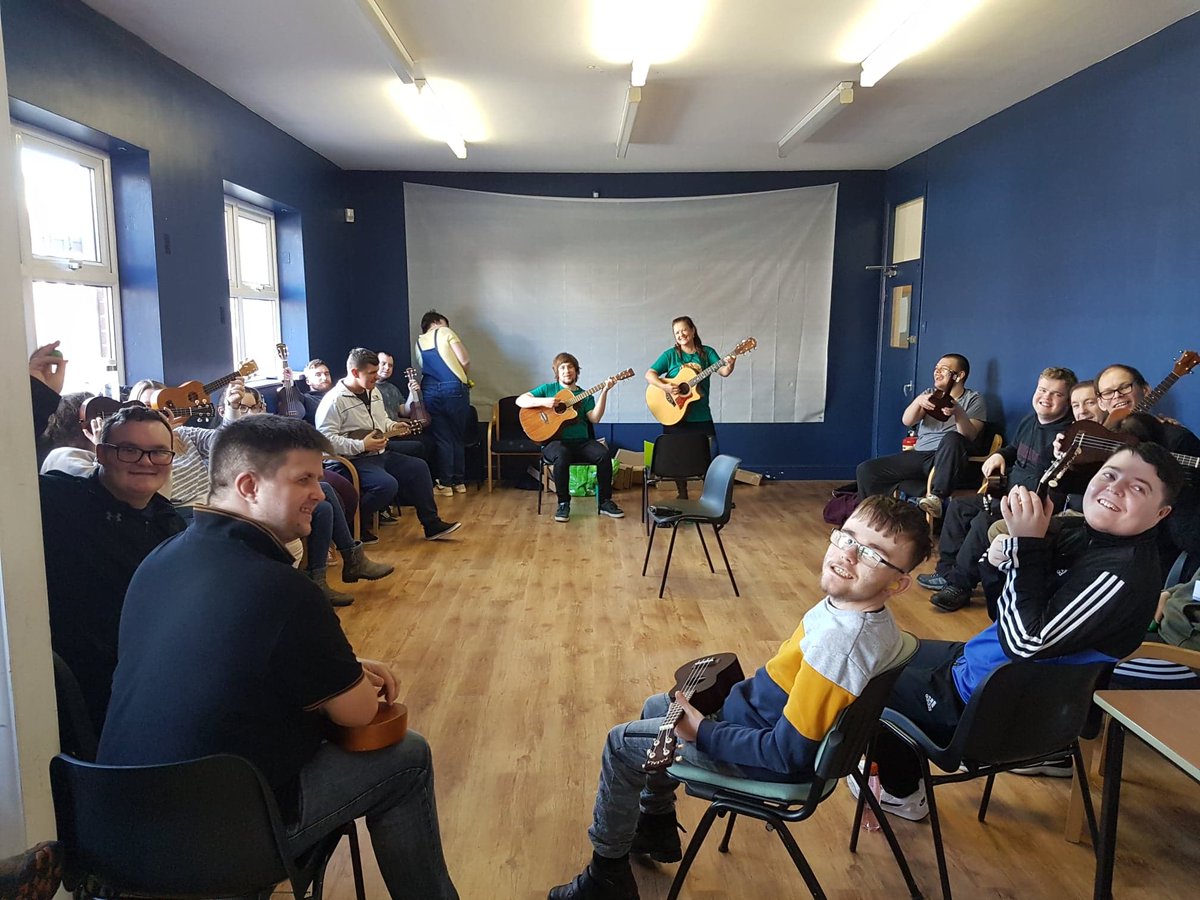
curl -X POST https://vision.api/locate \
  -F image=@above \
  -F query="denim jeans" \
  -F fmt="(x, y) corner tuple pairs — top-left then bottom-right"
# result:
(286, 733), (458, 899)
(307, 483), (355, 570)
(587, 693), (751, 859)
(337, 452), (441, 529)
(421, 380), (470, 487)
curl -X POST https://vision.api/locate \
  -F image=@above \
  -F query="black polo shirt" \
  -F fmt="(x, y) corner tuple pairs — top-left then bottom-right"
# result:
(98, 508), (363, 804)
(39, 470), (185, 735)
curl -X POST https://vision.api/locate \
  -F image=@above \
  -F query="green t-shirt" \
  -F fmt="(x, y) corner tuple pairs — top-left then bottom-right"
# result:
(529, 382), (595, 442)
(650, 345), (721, 423)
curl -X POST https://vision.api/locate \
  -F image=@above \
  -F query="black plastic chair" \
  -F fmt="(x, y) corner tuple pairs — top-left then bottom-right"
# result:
(50, 753), (365, 900)
(486, 395), (543, 492)
(665, 633), (922, 900)
(873, 659), (1112, 900)
(642, 454), (740, 598)
(642, 432), (713, 532)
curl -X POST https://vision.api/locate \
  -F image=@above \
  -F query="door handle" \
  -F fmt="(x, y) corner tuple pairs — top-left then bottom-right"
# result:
(903, 382), (914, 397)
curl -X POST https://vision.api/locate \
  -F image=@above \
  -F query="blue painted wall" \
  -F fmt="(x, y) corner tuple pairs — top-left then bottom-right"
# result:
(889, 12), (1200, 442)
(341, 171), (887, 478)
(2, 0), (351, 386)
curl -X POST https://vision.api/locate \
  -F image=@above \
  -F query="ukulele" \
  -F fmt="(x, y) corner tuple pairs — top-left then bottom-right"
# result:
(643, 653), (744, 773)
(645, 338), (757, 426)
(346, 420), (423, 440)
(326, 701), (409, 752)
(923, 389), (957, 422)
(1057, 350), (1199, 467)
(520, 369), (636, 442)
(149, 360), (258, 421)
(275, 343), (306, 419)
(81, 396), (216, 427)
(404, 367), (432, 428)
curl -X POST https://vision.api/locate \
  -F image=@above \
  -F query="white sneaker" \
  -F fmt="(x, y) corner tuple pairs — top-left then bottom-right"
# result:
(434, 482), (453, 497)
(1010, 757), (1073, 778)
(845, 774), (929, 821)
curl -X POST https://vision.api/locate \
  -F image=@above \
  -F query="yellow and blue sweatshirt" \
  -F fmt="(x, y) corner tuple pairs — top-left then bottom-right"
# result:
(695, 599), (903, 780)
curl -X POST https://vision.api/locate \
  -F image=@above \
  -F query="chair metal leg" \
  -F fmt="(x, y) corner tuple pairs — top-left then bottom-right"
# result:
(718, 810), (737, 852)
(642, 519), (658, 576)
(487, 451), (493, 493)
(866, 789), (925, 899)
(768, 815), (827, 899)
(659, 525), (681, 598)
(978, 772), (995, 822)
(712, 524), (739, 597)
(537, 460), (545, 514)
(695, 522), (715, 572)
(1071, 744), (1101, 851)
(665, 803), (722, 900)
(347, 820), (366, 900)
(922, 761), (953, 900)
(849, 768), (868, 852)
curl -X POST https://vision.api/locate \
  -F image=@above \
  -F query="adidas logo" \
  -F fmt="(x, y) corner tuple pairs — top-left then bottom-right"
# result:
(925, 693), (937, 711)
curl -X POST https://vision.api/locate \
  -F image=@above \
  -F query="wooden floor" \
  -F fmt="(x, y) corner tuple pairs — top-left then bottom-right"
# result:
(312, 479), (1200, 899)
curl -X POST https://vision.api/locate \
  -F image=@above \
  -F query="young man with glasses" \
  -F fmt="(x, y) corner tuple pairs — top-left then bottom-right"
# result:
(855, 353), (987, 515)
(35, 399), (185, 735)
(547, 497), (931, 900)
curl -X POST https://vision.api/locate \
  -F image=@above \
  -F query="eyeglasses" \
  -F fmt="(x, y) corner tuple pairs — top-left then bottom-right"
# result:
(829, 529), (904, 572)
(932, 366), (960, 377)
(1097, 381), (1135, 401)
(101, 443), (175, 465)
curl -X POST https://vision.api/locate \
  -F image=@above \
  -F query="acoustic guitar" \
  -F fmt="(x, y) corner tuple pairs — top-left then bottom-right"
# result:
(520, 369), (636, 442)
(645, 338), (757, 426)
(80, 396), (216, 427)
(1101, 349), (1199, 430)
(149, 360), (258, 420)
(404, 367), (432, 429)
(326, 701), (409, 752)
(643, 653), (744, 773)
(275, 343), (306, 419)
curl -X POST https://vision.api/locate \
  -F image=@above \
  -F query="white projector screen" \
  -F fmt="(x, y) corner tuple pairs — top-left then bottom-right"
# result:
(404, 183), (836, 423)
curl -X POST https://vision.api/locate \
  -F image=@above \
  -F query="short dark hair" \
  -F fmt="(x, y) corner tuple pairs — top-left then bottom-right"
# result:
(98, 405), (172, 444)
(305, 358), (328, 371)
(209, 415), (332, 492)
(552, 352), (581, 375)
(347, 348), (379, 371)
(850, 495), (933, 572)
(1040, 367), (1077, 390)
(941, 353), (970, 380)
(1096, 364), (1148, 389)
(1108, 442), (1185, 508)
(421, 310), (449, 332)
(1072, 379), (1096, 395)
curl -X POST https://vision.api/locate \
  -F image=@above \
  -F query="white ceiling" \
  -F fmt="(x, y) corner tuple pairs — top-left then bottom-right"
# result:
(81, 0), (1200, 172)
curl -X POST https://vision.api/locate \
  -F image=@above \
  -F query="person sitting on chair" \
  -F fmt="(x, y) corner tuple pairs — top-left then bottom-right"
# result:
(918, 367), (1076, 612)
(856, 353), (986, 517)
(517, 352), (625, 524)
(864, 445), (1185, 819)
(547, 496), (931, 900)
(98, 415), (459, 899)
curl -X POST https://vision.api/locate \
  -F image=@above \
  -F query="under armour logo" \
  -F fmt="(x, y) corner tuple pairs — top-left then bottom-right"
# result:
(106, 511), (122, 524)
(925, 693), (937, 712)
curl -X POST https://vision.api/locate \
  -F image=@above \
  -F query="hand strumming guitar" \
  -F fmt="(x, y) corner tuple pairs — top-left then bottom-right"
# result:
(363, 433), (388, 453)
(359, 657), (399, 704)
(981, 452), (1007, 477)
(1000, 485), (1054, 539)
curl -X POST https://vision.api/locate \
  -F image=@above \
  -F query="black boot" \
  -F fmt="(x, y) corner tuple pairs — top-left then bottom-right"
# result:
(548, 854), (639, 900)
(630, 811), (684, 863)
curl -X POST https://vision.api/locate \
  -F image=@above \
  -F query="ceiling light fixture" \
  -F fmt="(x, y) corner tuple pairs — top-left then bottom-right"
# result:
(415, 80), (468, 160)
(777, 82), (854, 158)
(858, 0), (985, 88)
(631, 55), (650, 87)
(615, 86), (642, 159)
(352, 0), (417, 83)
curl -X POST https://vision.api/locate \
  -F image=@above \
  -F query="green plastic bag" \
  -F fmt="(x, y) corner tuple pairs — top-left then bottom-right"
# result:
(568, 459), (620, 497)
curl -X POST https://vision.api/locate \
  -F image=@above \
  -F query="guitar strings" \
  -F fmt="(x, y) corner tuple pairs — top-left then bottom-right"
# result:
(662, 659), (713, 726)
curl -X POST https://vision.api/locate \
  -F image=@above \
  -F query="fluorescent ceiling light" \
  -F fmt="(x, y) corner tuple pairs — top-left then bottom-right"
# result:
(414, 80), (468, 159)
(593, 0), (706, 82)
(858, 0), (985, 87)
(616, 86), (642, 159)
(778, 82), (854, 158)
(352, 0), (418, 83)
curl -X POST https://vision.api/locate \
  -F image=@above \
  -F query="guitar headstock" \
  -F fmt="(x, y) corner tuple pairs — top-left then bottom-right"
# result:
(1039, 444), (1082, 497)
(643, 729), (678, 773)
(731, 337), (757, 357)
(611, 368), (635, 382)
(1173, 350), (1200, 378)
(237, 359), (259, 378)
(275, 343), (289, 364)
(79, 397), (145, 425)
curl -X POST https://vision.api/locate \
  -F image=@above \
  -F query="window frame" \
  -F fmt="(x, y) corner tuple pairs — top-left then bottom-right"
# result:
(224, 197), (282, 377)
(13, 124), (125, 390)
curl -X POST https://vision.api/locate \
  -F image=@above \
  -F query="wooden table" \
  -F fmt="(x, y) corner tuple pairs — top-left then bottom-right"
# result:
(1093, 689), (1200, 899)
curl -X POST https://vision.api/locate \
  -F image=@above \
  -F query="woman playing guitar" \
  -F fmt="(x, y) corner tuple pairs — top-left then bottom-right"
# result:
(644, 316), (735, 497)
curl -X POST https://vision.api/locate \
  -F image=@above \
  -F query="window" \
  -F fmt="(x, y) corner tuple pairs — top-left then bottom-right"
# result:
(224, 199), (281, 378)
(14, 126), (122, 397)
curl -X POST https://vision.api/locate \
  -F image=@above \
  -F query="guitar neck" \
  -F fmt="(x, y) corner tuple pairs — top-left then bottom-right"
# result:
(1069, 430), (1200, 470)
(565, 380), (610, 407)
(1135, 373), (1178, 412)
(686, 355), (727, 387)
(203, 370), (245, 394)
